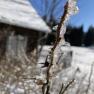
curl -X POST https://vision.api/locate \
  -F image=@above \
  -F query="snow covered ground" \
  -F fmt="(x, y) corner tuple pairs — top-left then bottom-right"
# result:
(39, 46), (94, 76)
(38, 46), (94, 94)
(0, 46), (94, 94)
(71, 47), (94, 73)
(39, 46), (94, 69)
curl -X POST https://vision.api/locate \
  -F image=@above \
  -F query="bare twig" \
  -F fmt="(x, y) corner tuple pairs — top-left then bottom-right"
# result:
(59, 82), (64, 94)
(61, 79), (74, 94)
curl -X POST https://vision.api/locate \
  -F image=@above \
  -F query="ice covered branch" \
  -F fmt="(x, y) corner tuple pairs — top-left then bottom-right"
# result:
(43, 0), (79, 94)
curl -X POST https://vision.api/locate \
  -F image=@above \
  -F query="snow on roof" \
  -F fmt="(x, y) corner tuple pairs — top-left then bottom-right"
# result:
(0, 0), (51, 32)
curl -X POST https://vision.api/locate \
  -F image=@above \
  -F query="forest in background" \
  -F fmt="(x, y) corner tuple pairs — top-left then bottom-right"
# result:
(46, 25), (94, 47)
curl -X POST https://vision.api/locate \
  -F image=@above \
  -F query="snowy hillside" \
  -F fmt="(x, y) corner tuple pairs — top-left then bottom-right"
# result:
(39, 46), (94, 67)
(38, 46), (94, 94)
(39, 46), (94, 76)
(71, 47), (94, 73)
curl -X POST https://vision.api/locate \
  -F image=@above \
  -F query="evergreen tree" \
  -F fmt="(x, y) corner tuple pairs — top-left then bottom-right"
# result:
(65, 25), (84, 46)
(84, 26), (94, 46)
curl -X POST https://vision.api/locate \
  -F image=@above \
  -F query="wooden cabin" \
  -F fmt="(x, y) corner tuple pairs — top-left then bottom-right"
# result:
(0, 0), (51, 58)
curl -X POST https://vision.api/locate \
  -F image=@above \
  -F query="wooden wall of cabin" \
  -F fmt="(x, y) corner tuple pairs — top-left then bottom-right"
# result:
(0, 24), (9, 59)
(0, 23), (44, 59)
(13, 27), (41, 54)
(7, 26), (40, 57)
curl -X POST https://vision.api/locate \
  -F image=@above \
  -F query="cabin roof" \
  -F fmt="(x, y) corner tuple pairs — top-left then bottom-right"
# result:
(0, 0), (51, 32)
